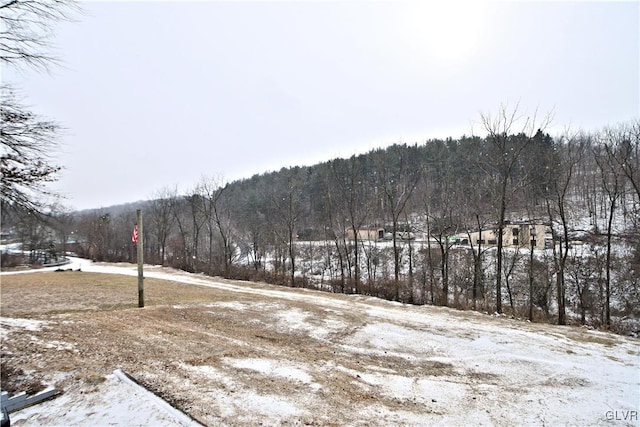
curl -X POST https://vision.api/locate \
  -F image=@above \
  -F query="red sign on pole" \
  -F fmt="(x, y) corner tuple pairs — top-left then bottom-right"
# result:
(132, 224), (138, 244)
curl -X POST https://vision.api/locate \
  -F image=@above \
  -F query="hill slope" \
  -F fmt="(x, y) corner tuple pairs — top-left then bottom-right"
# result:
(1, 259), (638, 426)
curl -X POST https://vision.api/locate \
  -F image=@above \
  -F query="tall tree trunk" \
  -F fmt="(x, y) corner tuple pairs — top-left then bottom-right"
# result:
(439, 241), (449, 307)
(556, 236), (567, 325)
(495, 191), (507, 314)
(470, 215), (483, 311)
(393, 222), (400, 301)
(605, 196), (616, 327)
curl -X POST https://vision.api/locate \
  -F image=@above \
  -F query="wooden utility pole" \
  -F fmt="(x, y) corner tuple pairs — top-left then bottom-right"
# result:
(136, 209), (144, 308)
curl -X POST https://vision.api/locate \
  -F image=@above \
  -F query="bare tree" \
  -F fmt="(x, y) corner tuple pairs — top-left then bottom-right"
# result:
(233, 183), (268, 273)
(608, 120), (640, 201)
(1, 0), (79, 213)
(330, 156), (372, 293)
(50, 202), (74, 256)
(479, 103), (551, 314)
(425, 162), (462, 307)
(148, 186), (177, 266)
(373, 145), (421, 301)
(594, 126), (628, 327)
(317, 164), (350, 292)
(199, 176), (236, 277)
(566, 243), (600, 325)
(168, 187), (205, 272)
(601, 120), (640, 246)
(542, 130), (586, 325)
(429, 213), (458, 307)
(458, 137), (493, 311)
(267, 169), (303, 286)
(1, 86), (61, 212)
(1, 0), (79, 69)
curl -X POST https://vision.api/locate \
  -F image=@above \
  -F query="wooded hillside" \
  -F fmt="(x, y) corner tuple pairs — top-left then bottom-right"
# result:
(3, 117), (639, 334)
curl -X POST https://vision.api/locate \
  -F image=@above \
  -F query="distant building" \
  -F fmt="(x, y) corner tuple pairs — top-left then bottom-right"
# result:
(456, 222), (550, 250)
(345, 227), (417, 242)
(345, 227), (385, 241)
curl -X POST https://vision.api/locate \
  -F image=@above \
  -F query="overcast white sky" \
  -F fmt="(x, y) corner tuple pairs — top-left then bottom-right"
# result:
(4, 0), (639, 211)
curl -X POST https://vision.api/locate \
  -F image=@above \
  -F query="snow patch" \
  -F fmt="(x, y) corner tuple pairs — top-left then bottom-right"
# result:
(207, 301), (251, 311)
(0, 317), (47, 339)
(346, 322), (443, 356)
(242, 393), (301, 417)
(272, 306), (349, 341)
(9, 370), (202, 426)
(227, 358), (316, 386)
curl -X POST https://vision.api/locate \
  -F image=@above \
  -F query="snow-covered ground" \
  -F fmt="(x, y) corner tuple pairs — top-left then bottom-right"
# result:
(2, 258), (639, 426)
(7, 369), (202, 426)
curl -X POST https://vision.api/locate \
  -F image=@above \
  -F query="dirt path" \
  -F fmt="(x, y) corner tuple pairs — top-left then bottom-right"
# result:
(1, 261), (638, 426)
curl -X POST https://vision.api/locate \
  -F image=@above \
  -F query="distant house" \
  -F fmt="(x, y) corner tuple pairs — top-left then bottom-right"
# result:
(345, 227), (385, 242)
(458, 222), (550, 250)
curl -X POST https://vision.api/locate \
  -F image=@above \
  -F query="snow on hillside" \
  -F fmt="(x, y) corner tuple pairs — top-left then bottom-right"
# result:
(1, 258), (639, 426)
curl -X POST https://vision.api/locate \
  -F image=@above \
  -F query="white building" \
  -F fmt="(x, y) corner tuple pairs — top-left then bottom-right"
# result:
(456, 221), (550, 250)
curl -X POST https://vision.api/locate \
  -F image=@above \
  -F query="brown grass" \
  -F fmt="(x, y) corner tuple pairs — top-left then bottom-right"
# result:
(4, 271), (447, 424)
(0, 271), (252, 317)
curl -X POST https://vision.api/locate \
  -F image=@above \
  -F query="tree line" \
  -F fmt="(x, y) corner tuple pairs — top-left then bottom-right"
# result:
(5, 114), (638, 334)
(1, 0), (637, 335)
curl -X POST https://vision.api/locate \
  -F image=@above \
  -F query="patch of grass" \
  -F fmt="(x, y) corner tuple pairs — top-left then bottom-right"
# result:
(84, 373), (107, 385)
(0, 272), (237, 317)
(465, 370), (500, 384)
(0, 359), (47, 396)
(566, 331), (617, 347)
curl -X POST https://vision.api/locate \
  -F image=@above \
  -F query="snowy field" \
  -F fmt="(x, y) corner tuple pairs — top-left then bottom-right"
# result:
(1, 258), (639, 426)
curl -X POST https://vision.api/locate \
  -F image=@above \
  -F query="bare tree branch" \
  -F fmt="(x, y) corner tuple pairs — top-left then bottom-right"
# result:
(0, 0), (79, 71)
(0, 84), (62, 212)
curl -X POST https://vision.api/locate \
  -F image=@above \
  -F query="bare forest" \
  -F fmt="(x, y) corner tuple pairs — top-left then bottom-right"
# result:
(4, 118), (639, 336)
